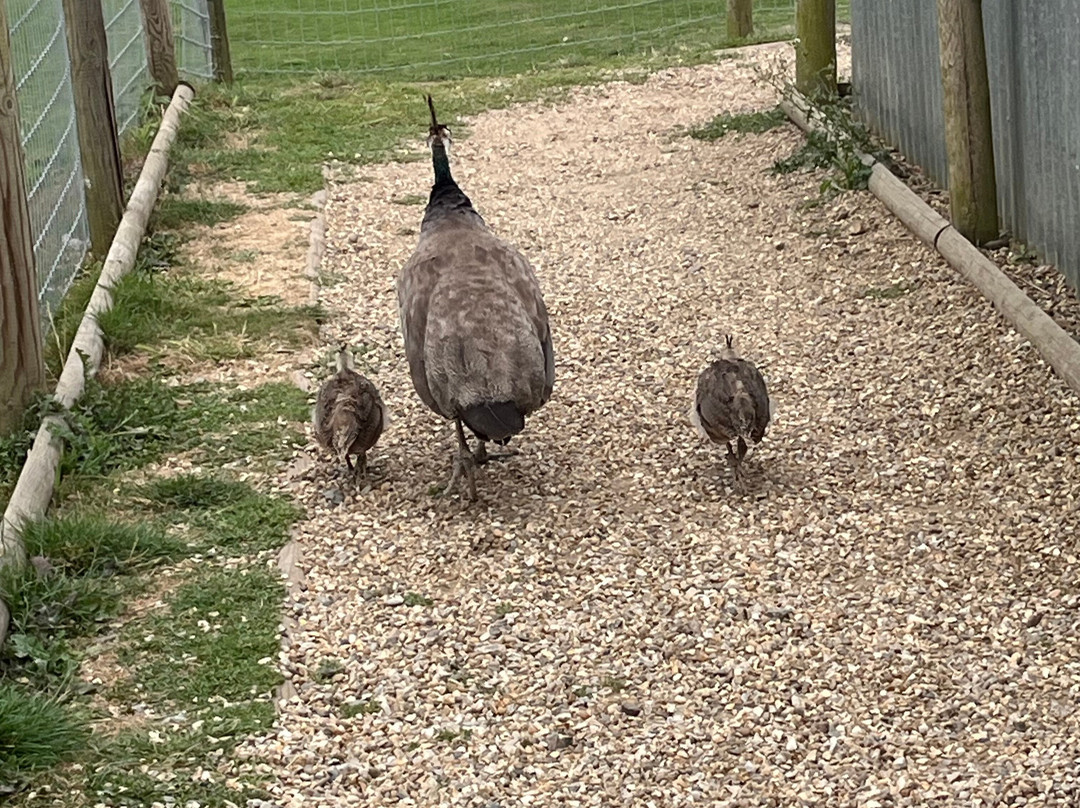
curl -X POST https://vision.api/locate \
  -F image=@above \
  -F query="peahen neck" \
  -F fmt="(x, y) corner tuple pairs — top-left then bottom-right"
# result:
(422, 141), (480, 230)
(432, 142), (453, 186)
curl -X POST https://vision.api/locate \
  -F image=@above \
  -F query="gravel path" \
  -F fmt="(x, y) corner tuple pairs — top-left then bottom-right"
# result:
(243, 44), (1080, 806)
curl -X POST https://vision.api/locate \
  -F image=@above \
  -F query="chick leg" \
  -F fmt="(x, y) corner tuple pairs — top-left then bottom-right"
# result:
(726, 442), (744, 493)
(444, 419), (478, 500)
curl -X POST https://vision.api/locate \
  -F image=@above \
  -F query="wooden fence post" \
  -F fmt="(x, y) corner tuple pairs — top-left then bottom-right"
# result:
(0, 0), (45, 437)
(62, 0), (125, 258)
(207, 0), (233, 84)
(937, 0), (999, 244)
(727, 0), (753, 39)
(138, 0), (179, 97)
(795, 0), (837, 97)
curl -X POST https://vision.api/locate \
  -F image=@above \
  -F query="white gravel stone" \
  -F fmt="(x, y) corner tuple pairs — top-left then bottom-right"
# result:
(239, 42), (1080, 807)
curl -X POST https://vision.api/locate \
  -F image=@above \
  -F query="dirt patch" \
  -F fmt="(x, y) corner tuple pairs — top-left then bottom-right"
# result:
(180, 181), (315, 309)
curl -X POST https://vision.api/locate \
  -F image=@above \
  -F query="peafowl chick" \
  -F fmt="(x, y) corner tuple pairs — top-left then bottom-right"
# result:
(691, 335), (771, 489)
(313, 345), (385, 481)
(397, 96), (554, 500)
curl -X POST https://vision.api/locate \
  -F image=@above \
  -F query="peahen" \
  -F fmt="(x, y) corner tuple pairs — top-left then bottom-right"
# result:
(397, 96), (554, 499)
(691, 335), (771, 489)
(313, 345), (385, 481)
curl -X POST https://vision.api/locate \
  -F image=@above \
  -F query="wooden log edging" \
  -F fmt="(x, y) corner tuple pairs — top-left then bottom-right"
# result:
(779, 93), (1080, 398)
(0, 83), (196, 645)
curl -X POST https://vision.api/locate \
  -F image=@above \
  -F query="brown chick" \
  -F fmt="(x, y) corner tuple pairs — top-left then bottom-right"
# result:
(313, 345), (385, 481)
(691, 335), (771, 489)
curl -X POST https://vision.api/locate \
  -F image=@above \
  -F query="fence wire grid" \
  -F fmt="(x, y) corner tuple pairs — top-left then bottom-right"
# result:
(228, 0), (803, 78)
(103, 0), (150, 134)
(5, 0), (213, 331)
(173, 0), (213, 81)
(7, 0), (89, 326)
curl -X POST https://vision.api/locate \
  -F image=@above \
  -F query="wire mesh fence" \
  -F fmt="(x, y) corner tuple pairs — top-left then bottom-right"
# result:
(228, 0), (802, 79)
(6, 0), (214, 332)
(173, 0), (213, 81)
(7, 0), (90, 326)
(102, 0), (150, 134)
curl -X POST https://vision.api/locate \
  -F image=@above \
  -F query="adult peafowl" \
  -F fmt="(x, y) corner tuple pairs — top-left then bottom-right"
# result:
(397, 96), (554, 500)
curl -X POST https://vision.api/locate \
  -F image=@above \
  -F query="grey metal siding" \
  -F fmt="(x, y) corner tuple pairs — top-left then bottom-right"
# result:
(852, 1), (1080, 287)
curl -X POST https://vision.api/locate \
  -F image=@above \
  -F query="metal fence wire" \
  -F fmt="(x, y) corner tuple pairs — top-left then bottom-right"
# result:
(173, 0), (213, 81)
(102, 0), (150, 135)
(6, 0), (214, 332)
(227, 0), (803, 77)
(7, 0), (90, 327)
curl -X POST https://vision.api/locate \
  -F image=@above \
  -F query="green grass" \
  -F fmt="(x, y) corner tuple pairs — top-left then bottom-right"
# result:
(864, 280), (918, 300)
(99, 265), (321, 361)
(152, 197), (248, 230)
(688, 106), (788, 140)
(227, 1), (805, 79)
(341, 699), (381, 718)
(39, 377), (309, 491)
(178, 1), (849, 193)
(0, 684), (86, 790)
(115, 568), (283, 709)
(43, 263), (104, 379)
(403, 592), (434, 607)
(141, 473), (303, 554)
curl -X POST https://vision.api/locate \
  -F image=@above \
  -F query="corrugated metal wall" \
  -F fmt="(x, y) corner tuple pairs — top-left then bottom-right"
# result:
(851, 0), (1080, 288)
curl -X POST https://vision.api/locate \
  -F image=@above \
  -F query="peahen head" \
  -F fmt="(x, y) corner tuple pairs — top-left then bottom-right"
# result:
(336, 343), (354, 374)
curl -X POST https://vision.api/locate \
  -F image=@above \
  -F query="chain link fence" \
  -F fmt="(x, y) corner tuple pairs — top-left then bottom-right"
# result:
(6, 0), (213, 330)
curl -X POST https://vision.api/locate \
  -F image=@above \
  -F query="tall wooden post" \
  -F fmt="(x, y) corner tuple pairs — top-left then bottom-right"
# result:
(138, 0), (179, 97)
(62, 0), (125, 258)
(0, 1), (45, 435)
(727, 0), (753, 39)
(795, 0), (837, 98)
(937, 0), (999, 244)
(207, 0), (234, 84)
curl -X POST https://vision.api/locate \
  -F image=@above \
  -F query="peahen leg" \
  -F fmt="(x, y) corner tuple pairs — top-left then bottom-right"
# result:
(726, 442), (744, 492)
(445, 419), (478, 500)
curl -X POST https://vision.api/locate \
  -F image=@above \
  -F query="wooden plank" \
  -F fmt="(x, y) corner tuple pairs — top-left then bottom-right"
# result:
(796, 0), (837, 97)
(138, 0), (179, 97)
(207, 0), (234, 84)
(937, 228), (1080, 393)
(937, 0), (999, 244)
(0, 0), (45, 440)
(868, 164), (951, 247)
(0, 84), (195, 646)
(62, 0), (125, 257)
(727, 0), (753, 39)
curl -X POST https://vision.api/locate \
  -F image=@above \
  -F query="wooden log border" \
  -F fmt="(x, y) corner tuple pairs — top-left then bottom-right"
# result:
(780, 91), (1080, 397)
(0, 83), (196, 645)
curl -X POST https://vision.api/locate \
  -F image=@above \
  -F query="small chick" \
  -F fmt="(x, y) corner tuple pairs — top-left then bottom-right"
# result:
(691, 335), (771, 489)
(313, 345), (385, 481)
